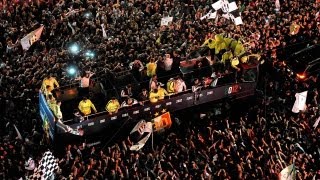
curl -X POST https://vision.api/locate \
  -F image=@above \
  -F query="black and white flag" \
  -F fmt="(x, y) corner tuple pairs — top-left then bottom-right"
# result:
(129, 120), (153, 151)
(28, 151), (59, 180)
(202, 0), (243, 25)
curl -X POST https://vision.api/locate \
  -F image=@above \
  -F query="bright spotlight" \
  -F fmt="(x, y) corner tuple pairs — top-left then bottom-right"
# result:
(67, 67), (77, 76)
(85, 50), (95, 58)
(69, 44), (80, 54)
(84, 12), (92, 19)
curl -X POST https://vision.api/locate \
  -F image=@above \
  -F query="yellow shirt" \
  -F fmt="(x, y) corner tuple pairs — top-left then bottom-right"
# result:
(167, 80), (175, 94)
(146, 62), (157, 77)
(106, 100), (120, 113)
(149, 91), (159, 103)
(41, 77), (59, 92)
(47, 100), (62, 120)
(158, 88), (168, 100)
(78, 99), (97, 116)
(202, 38), (215, 49)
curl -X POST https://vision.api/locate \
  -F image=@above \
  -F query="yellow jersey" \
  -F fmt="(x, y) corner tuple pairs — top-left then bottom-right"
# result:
(146, 62), (157, 77)
(158, 88), (168, 100)
(106, 100), (120, 113)
(167, 80), (175, 94)
(202, 38), (215, 49)
(41, 77), (59, 92)
(149, 91), (159, 103)
(78, 99), (97, 116)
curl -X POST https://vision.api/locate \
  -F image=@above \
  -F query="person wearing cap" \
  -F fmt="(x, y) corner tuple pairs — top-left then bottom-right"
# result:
(78, 96), (97, 116)
(41, 73), (59, 93)
(106, 97), (121, 115)
(157, 84), (168, 100)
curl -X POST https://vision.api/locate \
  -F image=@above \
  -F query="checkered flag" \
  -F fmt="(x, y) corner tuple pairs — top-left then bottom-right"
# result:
(202, 0), (243, 25)
(28, 151), (59, 180)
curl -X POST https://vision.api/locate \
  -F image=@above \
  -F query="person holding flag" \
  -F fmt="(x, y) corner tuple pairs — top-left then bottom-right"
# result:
(41, 74), (59, 93)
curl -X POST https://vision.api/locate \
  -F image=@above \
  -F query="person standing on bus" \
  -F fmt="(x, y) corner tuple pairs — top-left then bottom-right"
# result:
(163, 53), (173, 72)
(41, 73), (59, 93)
(76, 71), (95, 97)
(174, 76), (187, 93)
(146, 58), (157, 77)
(78, 96), (97, 116)
(106, 97), (121, 115)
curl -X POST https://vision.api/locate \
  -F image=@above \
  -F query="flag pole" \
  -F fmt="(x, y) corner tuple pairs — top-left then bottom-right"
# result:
(151, 130), (154, 151)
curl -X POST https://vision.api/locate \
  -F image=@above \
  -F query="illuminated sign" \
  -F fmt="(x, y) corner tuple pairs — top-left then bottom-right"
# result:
(226, 84), (241, 94)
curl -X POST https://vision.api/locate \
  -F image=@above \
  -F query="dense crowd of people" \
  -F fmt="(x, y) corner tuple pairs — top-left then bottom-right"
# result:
(0, 0), (319, 179)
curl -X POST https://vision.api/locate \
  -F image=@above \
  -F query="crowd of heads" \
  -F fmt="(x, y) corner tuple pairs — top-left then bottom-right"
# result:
(0, 0), (319, 179)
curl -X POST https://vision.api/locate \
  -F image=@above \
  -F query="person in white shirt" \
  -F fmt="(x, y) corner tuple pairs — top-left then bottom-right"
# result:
(76, 71), (94, 97)
(163, 53), (173, 71)
(174, 76), (187, 93)
(121, 97), (138, 108)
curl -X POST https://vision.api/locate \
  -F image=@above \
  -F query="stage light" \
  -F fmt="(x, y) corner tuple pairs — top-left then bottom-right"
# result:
(85, 50), (95, 58)
(69, 44), (80, 54)
(67, 66), (77, 76)
(84, 12), (92, 19)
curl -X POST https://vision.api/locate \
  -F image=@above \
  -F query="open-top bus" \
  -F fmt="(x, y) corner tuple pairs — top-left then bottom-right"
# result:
(39, 53), (260, 147)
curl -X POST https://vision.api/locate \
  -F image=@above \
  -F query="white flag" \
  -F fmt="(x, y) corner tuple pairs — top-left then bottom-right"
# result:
(21, 25), (44, 50)
(67, 22), (75, 35)
(200, 11), (217, 20)
(212, 0), (223, 10)
(200, 11), (211, 20)
(160, 17), (173, 26)
(275, 0), (281, 11)
(129, 120), (153, 151)
(13, 124), (23, 140)
(279, 164), (296, 180)
(313, 116), (320, 129)
(101, 24), (107, 39)
(292, 91), (308, 113)
(233, 16), (243, 25)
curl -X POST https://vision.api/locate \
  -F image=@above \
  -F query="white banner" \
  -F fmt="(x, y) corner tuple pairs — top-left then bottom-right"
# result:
(21, 25), (44, 51)
(279, 164), (296, 180)
(161, 17), (173, 26)
(101, 24), (107, 38)
(275, 0), (281, 11)
(292, 91), (308, 113)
